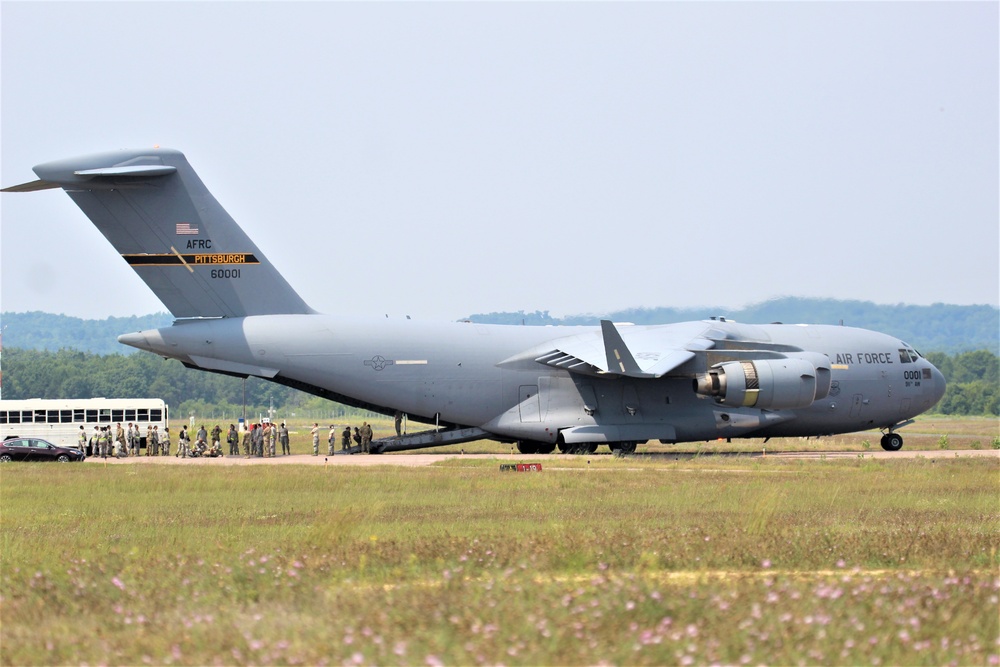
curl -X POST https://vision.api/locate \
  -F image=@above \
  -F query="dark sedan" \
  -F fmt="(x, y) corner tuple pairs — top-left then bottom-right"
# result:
(0, 438), (86, 462)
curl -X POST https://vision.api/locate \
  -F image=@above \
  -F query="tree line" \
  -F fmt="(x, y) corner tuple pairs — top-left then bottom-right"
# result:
(2, 347), (996, 417)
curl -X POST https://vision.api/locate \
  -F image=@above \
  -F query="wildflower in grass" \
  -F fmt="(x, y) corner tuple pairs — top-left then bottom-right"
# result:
(761, 558), (772, 569)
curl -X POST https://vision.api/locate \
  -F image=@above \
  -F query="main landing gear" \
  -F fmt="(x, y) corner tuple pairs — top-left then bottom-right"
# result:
(880, 432), (904, 451)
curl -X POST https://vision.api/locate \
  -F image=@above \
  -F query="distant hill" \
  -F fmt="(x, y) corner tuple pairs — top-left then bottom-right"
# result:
(465, 298), (999, 355)
(0, 312), (173, 356)
(1, 299), (997, 355)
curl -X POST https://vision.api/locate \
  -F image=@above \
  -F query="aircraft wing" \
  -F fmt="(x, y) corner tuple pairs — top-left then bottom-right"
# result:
(504, 320), (715, 378)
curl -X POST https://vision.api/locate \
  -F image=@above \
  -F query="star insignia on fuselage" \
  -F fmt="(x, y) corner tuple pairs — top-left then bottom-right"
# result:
(364, 355), (394, 371)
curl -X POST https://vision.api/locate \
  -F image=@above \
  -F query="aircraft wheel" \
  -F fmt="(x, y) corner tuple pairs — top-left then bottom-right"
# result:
(617, 441), (637, 455)
(585, 443), (598, 454)
(516, 441), (539, 454)
(880, 433), (903, 451)
(535, 442), (556, 454)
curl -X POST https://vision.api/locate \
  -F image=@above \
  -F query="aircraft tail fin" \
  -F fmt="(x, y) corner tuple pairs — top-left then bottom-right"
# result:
(2, 148), (313, 318)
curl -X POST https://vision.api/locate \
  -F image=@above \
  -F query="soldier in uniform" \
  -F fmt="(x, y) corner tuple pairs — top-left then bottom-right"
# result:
(269, 423), (277, 457)
(227, 424), (239, 456)
(91, 425), (101, 457)
(98, 427), (109, 458)
(361, 421), (373, 454)
(115, 423), (126, 457)
(279, 422), (290, 455)
(145, 425), (154, 456)
(242, 425), (252, 458)
(262, 422), (271, 458)
(149, 426), (160, 457)
(160, 427), (170, 457)
(353, 427), (361, 450)
(78, 425), (88, 454)
(341, 425), (351, 452)
(310, 423), (319, 456)
(211, 424), (222, 451)
(328, 425), (337, 455)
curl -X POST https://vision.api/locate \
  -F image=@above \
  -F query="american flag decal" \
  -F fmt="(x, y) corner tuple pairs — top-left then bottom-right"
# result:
(175, 222), (199, 235)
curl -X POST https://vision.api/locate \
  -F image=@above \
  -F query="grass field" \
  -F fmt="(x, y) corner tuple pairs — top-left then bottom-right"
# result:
(1, 453), (997, 665)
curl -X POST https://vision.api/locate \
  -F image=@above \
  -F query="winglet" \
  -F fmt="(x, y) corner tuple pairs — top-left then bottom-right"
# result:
(601, 320), (647, 376)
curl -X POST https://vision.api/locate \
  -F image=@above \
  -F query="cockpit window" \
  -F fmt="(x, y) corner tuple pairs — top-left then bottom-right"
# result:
(898, 347), (920, 363)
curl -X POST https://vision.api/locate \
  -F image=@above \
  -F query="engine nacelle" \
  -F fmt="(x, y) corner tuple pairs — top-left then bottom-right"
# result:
(694, 358), (828, 410)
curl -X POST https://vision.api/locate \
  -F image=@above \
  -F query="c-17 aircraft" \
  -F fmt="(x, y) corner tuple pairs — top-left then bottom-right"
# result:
(3, 148), (946, 454)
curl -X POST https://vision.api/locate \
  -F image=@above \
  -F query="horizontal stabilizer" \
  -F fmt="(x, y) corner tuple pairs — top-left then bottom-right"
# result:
(74, 165), (177, 178)
(0, 179), (61, 192)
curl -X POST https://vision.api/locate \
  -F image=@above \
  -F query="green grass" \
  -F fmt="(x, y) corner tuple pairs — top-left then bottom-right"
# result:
(1, 457), (997, 665)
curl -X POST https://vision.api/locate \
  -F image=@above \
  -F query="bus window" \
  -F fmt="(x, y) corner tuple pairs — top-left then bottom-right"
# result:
(98, 409), (111, 423)
(86, 409), (97, 422)
(150, 409), (162, 421)
(48, 410), (59, 423)
(112, 409), (124, 422)
(137, 409), (149, 422)
(22, 411), (34, 423)
(0, 411), (6, 424)
(34, 409), (46, 422)
(61, 410), (72, 423)
(74, 409), (84, 421)
(7, 412), (19, 424)
(125, 409), (136, 421)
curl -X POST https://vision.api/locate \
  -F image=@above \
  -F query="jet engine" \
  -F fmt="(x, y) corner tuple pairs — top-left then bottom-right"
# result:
(694, 357), (830, 410)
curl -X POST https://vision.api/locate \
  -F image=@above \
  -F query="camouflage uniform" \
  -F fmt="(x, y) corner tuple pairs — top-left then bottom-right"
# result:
(328, 426), (337, 455)
(311, 424), (319, 456)
(279, 423), (290, 455)
(242, 428), (252, 457)
(341, 426), (351, 451)
(361, 422), (373, 454)
(160, 428), (170, 457)
(227, 425), (239, 456)
(262, 423), (271, 458)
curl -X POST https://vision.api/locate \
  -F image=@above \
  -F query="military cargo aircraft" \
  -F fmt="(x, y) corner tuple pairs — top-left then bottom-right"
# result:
(3, 148), (946, 453)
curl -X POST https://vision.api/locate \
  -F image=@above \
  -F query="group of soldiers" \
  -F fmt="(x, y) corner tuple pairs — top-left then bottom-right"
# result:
(78, 422), (170, 458)
(77, 419), (384, 458)
(238, 421), (291, 458)
(310, 421), (374, 454)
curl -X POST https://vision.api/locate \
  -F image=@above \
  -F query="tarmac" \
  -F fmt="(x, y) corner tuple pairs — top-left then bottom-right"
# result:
(83, 449), (1000, 467)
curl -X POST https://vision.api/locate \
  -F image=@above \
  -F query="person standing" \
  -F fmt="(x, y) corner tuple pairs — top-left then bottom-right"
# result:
(77, 425), (88, 454)
(341, 425), (351, 452)
(279, 422), (290, 455)
(269, 423), (277, 457)
(98, 427), (109, 459)
(242, 425), (252, 458)
(161, 427), (170, 457)
(227, 424), (239, 456)
(150, 426), (160, 457)
(115, 423), (126, 457)
(311, 423), (319, 456)
(127, 423), (138, 456)
(145, 425), (154, 456)
(328, 425), (337, 455)
(394, 411), (403, 437)
(360, 421), (373, 454)
(177, 426), (188, 458)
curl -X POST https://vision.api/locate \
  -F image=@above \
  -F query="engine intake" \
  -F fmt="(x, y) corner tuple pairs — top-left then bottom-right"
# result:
(694, 357), (829, 410)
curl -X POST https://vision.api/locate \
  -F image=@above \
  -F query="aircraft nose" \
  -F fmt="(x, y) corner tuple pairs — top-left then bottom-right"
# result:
(928, 363), (947, 406)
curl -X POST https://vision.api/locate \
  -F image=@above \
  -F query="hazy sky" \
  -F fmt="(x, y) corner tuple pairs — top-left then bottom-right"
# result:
(2, 1), (997, 322)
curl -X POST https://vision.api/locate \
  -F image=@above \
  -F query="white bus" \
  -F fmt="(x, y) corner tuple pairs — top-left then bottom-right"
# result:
(0, 398), (169, 450)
